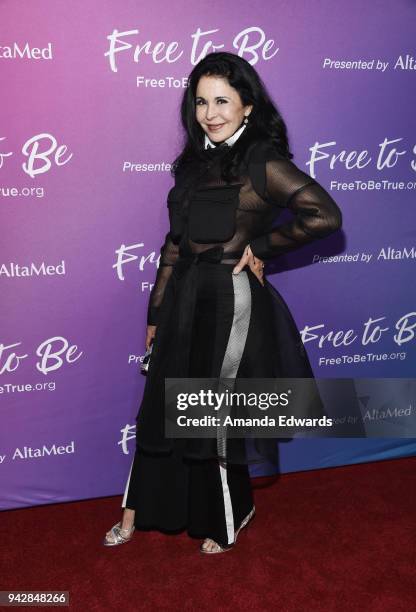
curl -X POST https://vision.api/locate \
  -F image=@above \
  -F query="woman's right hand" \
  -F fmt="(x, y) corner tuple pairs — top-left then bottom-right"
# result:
(146, 325), (157, 351)
(232, 245), (265, 286)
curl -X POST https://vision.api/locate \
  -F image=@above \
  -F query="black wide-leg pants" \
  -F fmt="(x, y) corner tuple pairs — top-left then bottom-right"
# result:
(122, 448), (254, 546)
(121, 262), (272, 547)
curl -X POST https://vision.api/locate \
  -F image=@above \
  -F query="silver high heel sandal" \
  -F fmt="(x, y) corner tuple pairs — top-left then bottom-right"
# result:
(199, 506), (256, 554)
(103, 521), (135, 546)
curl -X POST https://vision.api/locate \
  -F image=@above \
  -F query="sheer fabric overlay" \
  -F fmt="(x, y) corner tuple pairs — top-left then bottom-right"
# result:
(147, 138), (342, 326)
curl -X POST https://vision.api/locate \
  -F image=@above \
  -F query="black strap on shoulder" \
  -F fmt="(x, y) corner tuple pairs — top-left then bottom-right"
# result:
(245, 140), (268, 201)
(245, 140), (284, 205)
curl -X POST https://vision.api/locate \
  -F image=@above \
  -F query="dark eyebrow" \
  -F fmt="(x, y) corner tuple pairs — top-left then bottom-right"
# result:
(195, 95), (231, 100)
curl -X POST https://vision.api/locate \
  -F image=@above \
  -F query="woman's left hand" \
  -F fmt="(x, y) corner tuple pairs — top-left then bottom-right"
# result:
(232, 244), (265, 286)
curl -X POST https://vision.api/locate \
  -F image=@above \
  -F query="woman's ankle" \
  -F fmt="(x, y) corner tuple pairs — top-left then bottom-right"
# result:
(121, 508), (135, 530)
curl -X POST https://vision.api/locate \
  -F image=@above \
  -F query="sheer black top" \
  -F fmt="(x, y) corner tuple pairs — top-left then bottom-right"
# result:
(147, 138), (342, 326)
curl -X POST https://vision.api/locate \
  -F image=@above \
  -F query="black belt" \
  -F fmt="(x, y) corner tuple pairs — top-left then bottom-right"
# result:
(175, 245), (244, 276)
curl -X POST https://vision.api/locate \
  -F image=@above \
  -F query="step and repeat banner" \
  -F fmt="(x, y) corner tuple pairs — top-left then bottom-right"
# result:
(1, 0), (415, 510)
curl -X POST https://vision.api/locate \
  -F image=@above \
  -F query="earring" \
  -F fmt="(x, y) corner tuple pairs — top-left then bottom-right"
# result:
(243, 116), (249, 124)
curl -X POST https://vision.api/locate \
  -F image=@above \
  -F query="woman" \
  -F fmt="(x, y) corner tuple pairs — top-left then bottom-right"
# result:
(104, 52), (342, 553)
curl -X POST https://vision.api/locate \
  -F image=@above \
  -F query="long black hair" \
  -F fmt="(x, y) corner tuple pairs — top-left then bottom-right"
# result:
(171, 51), (294, 182)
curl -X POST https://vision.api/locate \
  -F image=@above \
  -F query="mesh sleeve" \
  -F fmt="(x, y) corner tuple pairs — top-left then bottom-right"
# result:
(249, 157), (343, 261)
(146, 231), (179, 326)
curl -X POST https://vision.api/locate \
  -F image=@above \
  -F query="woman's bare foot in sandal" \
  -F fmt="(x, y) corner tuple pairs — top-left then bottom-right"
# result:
(200, 538), (232, 554)
(201, 538), (220, 552)
(103, 508), (135, 546)
(199, 507), (256, 554)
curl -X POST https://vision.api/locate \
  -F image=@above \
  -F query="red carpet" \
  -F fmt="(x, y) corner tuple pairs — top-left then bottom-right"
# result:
(1, 457), (414, 611)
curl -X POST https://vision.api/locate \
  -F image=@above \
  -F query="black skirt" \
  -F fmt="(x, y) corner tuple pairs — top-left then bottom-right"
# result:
(134, 243), (326, 467)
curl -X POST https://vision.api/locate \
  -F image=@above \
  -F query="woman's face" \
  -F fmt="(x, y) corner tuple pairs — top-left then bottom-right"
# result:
(195, 75), (253, 143)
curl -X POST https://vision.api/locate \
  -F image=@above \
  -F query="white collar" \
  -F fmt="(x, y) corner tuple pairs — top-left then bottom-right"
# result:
(204, 122), (247, 150)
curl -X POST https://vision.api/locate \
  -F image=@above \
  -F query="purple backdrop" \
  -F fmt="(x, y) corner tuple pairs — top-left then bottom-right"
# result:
(1, 0), (415, 510)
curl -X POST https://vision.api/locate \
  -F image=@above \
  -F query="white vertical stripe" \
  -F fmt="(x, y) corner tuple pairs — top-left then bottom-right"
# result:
(121, 455), (135, 509)
(218, 461), (235, 544)
(216, 270), (251, 544)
